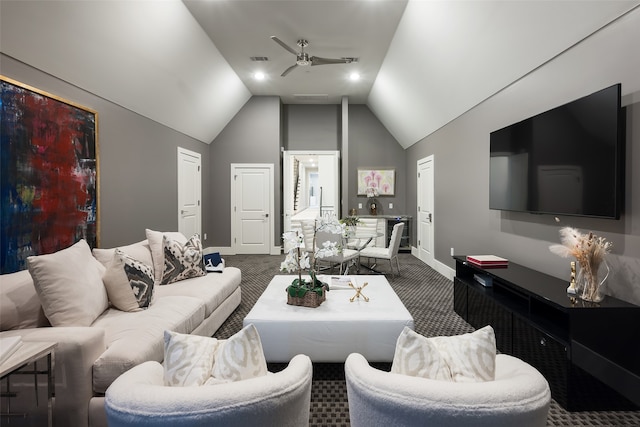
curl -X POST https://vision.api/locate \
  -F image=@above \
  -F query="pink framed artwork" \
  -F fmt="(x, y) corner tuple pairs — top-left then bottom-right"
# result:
(357, 169), (395, 196)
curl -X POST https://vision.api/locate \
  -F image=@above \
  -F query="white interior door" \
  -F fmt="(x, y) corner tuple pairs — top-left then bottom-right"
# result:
(231, 164), (273, 254)
(283, 150), (339, 234)
(418, 155), (434, 266)
(177, 147), (201, 238)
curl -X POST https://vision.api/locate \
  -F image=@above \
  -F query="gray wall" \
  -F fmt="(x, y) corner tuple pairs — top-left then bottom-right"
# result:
(209, 96), (282, 247)
(348, 105), (406, 217)
(1, 54), (211, 249)
(0, 56), (404, 255)
(283, 104), (341, 150)
(282, 103), (407, 218)
(406, 8), (640, 306)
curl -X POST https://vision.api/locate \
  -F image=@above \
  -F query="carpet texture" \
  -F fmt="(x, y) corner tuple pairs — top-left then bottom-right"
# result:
(216, 254), (640, 426)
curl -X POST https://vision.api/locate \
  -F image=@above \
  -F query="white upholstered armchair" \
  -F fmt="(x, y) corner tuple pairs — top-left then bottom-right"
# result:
(345, 352), (551, 427)
(105, 354), (313, 427)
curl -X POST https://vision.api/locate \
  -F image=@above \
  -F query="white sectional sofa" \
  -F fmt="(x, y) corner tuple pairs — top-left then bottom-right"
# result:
(0, 234), (241, 427)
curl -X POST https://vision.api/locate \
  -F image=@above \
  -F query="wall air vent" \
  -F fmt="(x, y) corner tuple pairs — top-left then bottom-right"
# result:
(250, 56), (269, 62)
(293, 94), (329, 102)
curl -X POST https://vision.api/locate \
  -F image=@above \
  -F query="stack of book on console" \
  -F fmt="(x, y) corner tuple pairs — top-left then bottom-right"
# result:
(466, 255), (509, 268)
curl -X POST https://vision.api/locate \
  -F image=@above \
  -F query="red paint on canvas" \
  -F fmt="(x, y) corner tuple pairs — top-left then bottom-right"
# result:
(1, 79), (97, 272)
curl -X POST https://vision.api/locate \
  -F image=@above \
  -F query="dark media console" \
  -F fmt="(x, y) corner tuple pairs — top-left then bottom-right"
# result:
(453, 256), (640, 411)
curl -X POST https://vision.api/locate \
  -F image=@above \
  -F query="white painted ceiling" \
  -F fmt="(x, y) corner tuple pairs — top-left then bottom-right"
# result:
(2, 0), (638, 148)
(183, 0), (408, 105)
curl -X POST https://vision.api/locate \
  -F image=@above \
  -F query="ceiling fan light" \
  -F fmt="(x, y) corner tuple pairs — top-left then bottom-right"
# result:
(254, 72), (266, 80)
(296, 53), (310, 66)
(349, 72), (361, 81)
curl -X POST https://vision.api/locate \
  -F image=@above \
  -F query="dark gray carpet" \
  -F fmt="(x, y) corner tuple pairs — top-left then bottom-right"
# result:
(216, 254), (640, 426)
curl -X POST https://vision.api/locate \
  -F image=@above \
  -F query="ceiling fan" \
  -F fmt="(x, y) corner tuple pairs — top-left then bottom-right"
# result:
(270, 36), (353, 77)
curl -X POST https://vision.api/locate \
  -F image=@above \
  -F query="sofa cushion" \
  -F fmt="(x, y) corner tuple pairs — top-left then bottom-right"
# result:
(153, 267), (241, 318)
(145, 229), (187, 283)
(0, 269), (48, 331)
(92, 295), (206, 393)
(161, 234), (206, 285)
(391, 325), (496, 383)
(27, 239), (109, 327)
(92, 239), (153, 270)
(102, 249), (155, 312)
(163, 330), (221, 386)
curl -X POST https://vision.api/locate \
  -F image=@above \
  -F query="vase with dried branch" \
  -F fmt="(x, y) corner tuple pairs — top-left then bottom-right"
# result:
(549, 227), (612, 302)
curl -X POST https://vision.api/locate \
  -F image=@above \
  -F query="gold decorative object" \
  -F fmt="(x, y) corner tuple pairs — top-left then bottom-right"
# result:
(567, 261), (577, 295)
(349, 281), (369, 302)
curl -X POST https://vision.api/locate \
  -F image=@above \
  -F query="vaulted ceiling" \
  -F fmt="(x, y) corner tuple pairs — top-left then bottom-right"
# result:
(2, 1), (638, 148)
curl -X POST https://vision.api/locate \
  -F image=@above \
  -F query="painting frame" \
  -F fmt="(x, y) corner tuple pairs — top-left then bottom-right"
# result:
(357, 168), (395, 196)
(1, 75), (100, 274)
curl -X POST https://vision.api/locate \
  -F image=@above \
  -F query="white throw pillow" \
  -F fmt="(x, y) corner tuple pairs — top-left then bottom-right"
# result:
(391, 325), (496, 382)
(163, 324), (268, 387)
(145, 229), (187, 283)
(102, 249), (155, 312)
(163, 330), (221, 387)
(211, 323), (268, 383)
(160, 234), (206, 285)
(390, 326), (449, 380)
(0, 269), (48, 330)
(92, 239), (153, 269)
(27, 239), (108, 327)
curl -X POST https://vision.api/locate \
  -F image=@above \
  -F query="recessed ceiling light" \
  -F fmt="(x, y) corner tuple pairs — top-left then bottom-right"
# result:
(254, 72), (266, 81)
(349, 72), (360, 81)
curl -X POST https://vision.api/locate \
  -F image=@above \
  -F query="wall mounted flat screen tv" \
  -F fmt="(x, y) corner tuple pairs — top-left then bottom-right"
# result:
(489, 83), (624, 219)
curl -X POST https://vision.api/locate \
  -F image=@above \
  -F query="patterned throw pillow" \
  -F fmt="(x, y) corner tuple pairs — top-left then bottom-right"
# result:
(211, 323), (268, 383)
(102, 249), (155, 312)
(163, 331), (221, 387)
(161, 234), (206, 285)
(391, 325), (496, 382)
(145, 229), (188, 284)
(162, 324), (268, 387)
(390, 327), (449, 380)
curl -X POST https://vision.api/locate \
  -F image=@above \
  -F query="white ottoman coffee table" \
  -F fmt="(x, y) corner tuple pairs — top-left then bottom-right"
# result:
(243, 275), (414, 362)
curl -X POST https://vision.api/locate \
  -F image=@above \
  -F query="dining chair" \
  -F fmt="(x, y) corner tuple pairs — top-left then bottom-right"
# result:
(359, 222), (404, 277)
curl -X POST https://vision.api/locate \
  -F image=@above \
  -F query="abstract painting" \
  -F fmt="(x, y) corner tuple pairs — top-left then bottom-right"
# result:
(1, 76), (99, 274)
(357, 169), (395, 196)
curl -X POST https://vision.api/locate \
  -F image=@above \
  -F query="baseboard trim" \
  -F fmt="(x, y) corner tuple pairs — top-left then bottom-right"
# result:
(433, 258), (455, 281)
(409, 246), (455, 281)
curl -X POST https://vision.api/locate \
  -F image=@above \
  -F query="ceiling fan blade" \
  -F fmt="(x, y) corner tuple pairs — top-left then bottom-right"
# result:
(271, 36), (298, 56)
(281, 63), (299, 77)
(310, 56), (352, 66)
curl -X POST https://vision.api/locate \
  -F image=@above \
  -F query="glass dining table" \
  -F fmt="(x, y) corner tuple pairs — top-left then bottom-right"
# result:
(346, 229), (384, 274)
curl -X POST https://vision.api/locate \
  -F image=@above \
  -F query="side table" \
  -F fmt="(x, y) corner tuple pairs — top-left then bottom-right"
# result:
(1, 340), (56, 427)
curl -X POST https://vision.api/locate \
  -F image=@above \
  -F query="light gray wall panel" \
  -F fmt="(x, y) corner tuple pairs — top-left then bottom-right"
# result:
(284, 104), (340, 150)
(209, 96), (281, 247)
(348, 105), (406, 217)
(406, 8), (640, 305)
(1, 54), (210, 249)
